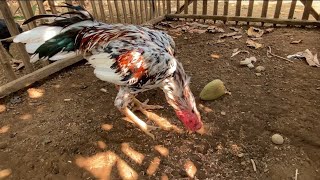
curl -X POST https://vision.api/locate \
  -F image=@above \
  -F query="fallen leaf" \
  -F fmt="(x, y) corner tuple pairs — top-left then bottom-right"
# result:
(229, 27), (241, 32)
(207, 26), (225, 33)
(290, 40), (302, 44)
(210, 54), (220, 59)
(189, 29), (206, 34)
(246, 39), (263, 49)
(287, 49), (320, 67)
(219, 32), (239, 38)
(247, 27), (264, 38)
(232, 35), (242, 39)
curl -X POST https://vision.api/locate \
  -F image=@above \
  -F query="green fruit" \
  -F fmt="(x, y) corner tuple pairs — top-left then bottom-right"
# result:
(200, 79), (227, 100)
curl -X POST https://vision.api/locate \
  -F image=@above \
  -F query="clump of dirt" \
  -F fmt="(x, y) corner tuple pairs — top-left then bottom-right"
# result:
(0, 23), (320, 179)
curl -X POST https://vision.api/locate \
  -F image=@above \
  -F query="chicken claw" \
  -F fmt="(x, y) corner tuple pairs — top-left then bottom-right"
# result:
(132, 98), (163, 112)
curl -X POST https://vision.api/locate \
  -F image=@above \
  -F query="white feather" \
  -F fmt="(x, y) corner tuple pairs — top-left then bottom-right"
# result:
(49, 51), (77, 61)
(13, 26), (62, 44)
(88, 53), (124, 85)
(25, 42), (44, 53)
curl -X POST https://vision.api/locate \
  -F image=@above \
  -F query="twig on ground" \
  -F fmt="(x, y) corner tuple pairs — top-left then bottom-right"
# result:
(294, 169), (299, 180)
(267, 46), (294, 63)
(250, 159), (257, 172)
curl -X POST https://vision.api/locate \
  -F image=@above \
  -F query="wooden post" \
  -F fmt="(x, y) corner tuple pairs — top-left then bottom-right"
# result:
(184, 0), (189, 14)
(128, 0), (135, 24)
(0, 0), (34, 73)
(121, 0), (128, 23)
(78, 0), (85, 7)
(167, 0), (171, 14)
(157, 0), (161, 16)
(300, 0), (319, 20)
(273, 0), (283, 26)
(107, 0), (115, 23)
(133, 0), (140, 24)
(162, 0), (166, 15)
(114, 0), (122, 23)
(144, 0), (149, 21)
(36, 0), (47, 24)
(223, 0), (229, 23)
(0, 56), (84, 98)
(98, 0), (106, 22)
(203, 0), (207, 16)
(139, 0), (144, 23)
(47, 0), (58, 14)
(0, 43), (17, 81)
(192, 0), (197, 15)
(18, 0), (36, 29)
(288, 0), (297, 19)
(90, 1), (99, 19)
(302, 0), (313, 20)
(261, 0), (269, 26)
(213, 0), (218, 16)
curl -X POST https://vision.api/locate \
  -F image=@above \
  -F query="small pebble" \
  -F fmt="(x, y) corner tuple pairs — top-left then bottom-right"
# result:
(64, 99), (71, 102)
(100, 88), (107, 93)
(221, 111), (226, 116)
(316, 87), (320, 90)
(271, 134), (284, 145)
(255, 66), (266, 72)
(184, 37), (188, 40)
(255, 73), (262, 77)
(247, 63), (254, 68)
(237, 153), (244, 158)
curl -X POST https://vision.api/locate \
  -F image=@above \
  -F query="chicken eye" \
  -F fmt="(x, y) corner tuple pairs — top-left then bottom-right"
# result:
(191, 109), (194, 113)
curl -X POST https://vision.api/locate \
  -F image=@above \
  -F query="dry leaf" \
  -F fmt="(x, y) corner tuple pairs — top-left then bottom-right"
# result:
(287, 49), (320, 67)
(232, 35), (242, 39)
(219, 32), (239, 38)
(207, 26), (225, 33)
(189, 29), (206, 34)
(229, 27), (241, 32)
(210, 54), (220, 59)
(247, 27), (264, 38)
(246, 39), (263, 49)
(290, 40), (302, 44)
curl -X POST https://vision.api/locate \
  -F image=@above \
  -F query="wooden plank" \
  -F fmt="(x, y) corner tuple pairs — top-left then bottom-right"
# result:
(114, 0), (122, 23)
(184, 0), (189, 14)
(274, 0), (282, 19)
(235, 0), (241, 16)
(121, 0), (128, 23)
(288, 0), (297, 19)
(247, 0), (254, 17)
(139, 0), (144, 23)
(223, 0), (229, 16)
(0, 43), (17, 81)
(145, 0), (149, 21)
(143, 15), (165, 26)
(18, 0), (36, 29)
(0, 56), (84, 98)
(128, 0), (135, 24)
(301, 0), (318, 20)
(165, 14), (320, 26)
(302, 0), (313, 20)
(0, 0), (34, 73)
(106, 0), (115, 23)
(150, 0), (155, 19)
(47, 0), (58, 14)
(261, 0), (269, 18)
(177, 0), (180, 14)
(167, 0), (171, 14)
(133, 0), (141, 24)
(203, 0), (207, 15)
(90, 1), (98, 19)
(213, 0), (218, 15)
(176, 0), (193, 14)
(98, 0), (106, 22)
(157, 0), (161, 16)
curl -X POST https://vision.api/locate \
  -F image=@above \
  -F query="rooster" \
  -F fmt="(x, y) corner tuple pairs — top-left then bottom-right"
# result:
(14, 4), (204, 138)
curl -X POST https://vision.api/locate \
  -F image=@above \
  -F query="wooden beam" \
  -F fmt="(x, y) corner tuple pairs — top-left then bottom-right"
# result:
(114, 0), (122, 23)
(0, 56), (84, 98)
(247, 0), (254, 17)
(107, 0), (115, 23)
(165, 14), (320, 26)
(0, 0), (34, 73)
(89, 1), (98, 20)
(184, 0), (189, 14)
(133, 0), (140, 24)
(0, 43), (17, 81)
(176, 0), (194, 14)
(143, 15), (165, 26)
(223, 0), (229, 16)
(47, 0), (58, 14)
(235, 0), (241, 16)
(167, 0), (171, 14)
(18, 0), (36, 29)
(128, 0), (135, 24)
(203, 0), (207, 16)
(193, 0), (197, 15)
(261, 0), (269, 18)
(36, 0), (47, 24)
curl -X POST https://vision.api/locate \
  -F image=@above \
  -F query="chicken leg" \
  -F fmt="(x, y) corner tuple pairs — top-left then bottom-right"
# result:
(131, 97), (163, 111)
(120, 107), (157, 139)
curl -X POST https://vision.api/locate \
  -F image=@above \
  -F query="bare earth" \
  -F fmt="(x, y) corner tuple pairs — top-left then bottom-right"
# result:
(1, 21), (320, 179)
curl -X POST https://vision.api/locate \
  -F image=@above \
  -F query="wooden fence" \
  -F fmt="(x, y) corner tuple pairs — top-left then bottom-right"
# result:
(0, 0), (319, 97)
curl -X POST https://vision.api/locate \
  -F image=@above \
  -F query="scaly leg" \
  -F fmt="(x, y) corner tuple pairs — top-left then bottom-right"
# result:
(120, 107), (157, 139)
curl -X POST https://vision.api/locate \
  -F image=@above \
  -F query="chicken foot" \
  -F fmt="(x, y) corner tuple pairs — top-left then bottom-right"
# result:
(131, 97), (163, 111)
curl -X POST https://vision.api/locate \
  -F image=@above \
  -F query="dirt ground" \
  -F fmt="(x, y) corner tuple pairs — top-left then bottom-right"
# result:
(1, 21), (320, 180)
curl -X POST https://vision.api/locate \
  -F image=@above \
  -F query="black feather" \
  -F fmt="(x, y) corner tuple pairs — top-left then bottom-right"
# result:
(23, 14), (60, 25)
